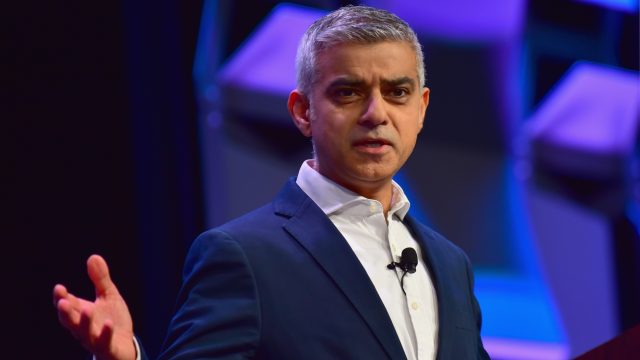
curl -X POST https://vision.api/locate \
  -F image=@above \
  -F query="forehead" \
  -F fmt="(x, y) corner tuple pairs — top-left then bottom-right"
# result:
(313, 41), (418, 84)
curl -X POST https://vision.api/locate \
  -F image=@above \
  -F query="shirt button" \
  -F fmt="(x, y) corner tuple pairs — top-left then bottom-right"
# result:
(411, 302), (419, 310)
(369, 202), (377, 212)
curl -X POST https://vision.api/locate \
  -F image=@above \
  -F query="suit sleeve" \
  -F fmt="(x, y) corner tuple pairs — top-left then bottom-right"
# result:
(157, 230), (261, 359)
(463, 253), (491, 360)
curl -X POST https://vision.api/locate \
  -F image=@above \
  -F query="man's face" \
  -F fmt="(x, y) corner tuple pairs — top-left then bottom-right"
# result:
(291, 41), (429, 195)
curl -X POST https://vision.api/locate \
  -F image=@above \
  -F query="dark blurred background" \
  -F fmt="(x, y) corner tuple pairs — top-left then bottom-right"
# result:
(6, 0), (638, 359)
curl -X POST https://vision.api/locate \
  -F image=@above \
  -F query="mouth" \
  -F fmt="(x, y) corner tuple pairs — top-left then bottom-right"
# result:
(353, 138), (392, 153)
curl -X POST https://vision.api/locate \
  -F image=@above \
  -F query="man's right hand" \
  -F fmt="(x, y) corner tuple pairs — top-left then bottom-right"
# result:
(53, 254), (136, 360)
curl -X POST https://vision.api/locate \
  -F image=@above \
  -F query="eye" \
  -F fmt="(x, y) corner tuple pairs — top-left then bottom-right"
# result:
(384, 87), (411, 104)
(330, 87), (361, 103)
(389, 88), (409, 97)
(335, 88), (357, 98)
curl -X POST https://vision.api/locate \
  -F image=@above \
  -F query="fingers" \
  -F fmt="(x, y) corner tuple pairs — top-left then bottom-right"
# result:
(54, 257), (131, 359)
(78, 305), (94, 341)
(53, 284), (68, 307)
(87, 254), (117, 297)
(93, 319), (115, 356)
(57, 298), (81, 330)
(54, 284), (101, 340)
(54, 284), (83, 327)
(71, 305), (116, 355)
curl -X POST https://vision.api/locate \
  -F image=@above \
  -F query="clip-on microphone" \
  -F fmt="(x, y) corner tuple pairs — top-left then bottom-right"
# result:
(387, 247), (418, 295)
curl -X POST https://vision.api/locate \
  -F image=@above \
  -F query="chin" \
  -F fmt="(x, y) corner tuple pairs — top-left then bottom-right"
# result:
(352, 165), (396, 184)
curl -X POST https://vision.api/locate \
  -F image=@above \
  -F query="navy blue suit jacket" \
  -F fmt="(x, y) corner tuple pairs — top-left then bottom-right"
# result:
(155, 179), (489, 359)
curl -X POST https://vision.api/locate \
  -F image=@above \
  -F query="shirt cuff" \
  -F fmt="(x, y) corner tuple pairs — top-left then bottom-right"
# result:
(133, 336), (141, 360)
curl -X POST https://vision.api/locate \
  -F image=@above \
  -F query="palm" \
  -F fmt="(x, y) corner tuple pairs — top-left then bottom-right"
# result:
(54, 255), (136, 360)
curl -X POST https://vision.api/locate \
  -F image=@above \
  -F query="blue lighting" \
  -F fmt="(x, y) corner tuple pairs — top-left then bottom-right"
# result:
(394, 171), (434, 229)
(576, 0), (639, 13)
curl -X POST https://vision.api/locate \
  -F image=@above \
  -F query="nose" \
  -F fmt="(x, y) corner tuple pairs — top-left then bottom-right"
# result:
(358, 91), (388, 128)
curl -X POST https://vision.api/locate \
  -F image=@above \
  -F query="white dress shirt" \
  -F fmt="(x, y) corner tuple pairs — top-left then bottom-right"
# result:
(296, 160), (438, 360)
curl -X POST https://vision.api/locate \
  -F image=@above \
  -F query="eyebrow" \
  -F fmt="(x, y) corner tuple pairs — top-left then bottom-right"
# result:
(327, 77), (366, 89)
(326, 76), (417, 89)
(383, 76), (416, 89)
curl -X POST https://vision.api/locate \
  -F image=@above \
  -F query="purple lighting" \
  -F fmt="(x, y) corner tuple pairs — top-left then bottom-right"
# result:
(364, 0), (526, 41)
(527, 62), (639, 156)
(483, 337), (569, 360)
(218, 4), (324, 95)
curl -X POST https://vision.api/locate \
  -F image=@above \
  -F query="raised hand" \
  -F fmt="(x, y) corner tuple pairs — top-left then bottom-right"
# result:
(53, 255), (136, 360)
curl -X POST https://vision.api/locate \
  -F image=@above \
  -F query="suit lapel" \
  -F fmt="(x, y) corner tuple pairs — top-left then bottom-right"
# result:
(274, 179), (407, 360)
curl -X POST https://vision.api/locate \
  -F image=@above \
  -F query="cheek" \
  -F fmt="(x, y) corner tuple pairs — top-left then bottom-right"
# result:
(398, 126), (420, 153)
(313, 113), (349, 139)
(309, 117), (343, 153)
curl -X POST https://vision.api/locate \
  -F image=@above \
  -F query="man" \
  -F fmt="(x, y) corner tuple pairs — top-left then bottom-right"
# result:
(54, 5), (489, 359)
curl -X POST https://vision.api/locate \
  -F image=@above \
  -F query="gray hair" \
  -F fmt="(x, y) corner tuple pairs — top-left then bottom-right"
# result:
(295, 5), (425, 96)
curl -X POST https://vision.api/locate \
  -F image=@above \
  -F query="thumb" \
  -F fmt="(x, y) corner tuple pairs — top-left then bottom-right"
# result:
(87, 254), (117, 298)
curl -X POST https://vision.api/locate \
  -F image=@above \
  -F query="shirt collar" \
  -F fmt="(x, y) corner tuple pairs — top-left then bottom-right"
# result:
(295, 160), (411, 219)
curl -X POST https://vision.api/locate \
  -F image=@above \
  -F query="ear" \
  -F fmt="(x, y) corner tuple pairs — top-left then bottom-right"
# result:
(418, 87), (430, 131)
(288, 89), (312, 137)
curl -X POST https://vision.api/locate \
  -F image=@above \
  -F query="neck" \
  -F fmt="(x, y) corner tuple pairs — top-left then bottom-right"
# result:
(309, 160), (394, 217)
